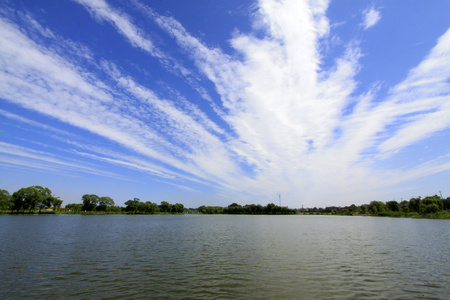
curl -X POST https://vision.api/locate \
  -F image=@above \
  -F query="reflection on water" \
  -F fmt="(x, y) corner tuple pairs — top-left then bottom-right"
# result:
(0, 215), (448, 299)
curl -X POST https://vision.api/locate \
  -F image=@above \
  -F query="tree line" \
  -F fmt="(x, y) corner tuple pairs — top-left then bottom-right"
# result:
(0, 186), (62, 213)
(0, 186), (186, 214)
(1, 186), (293, 215)
(302, 195), (450, 218)
(64, 194), (121, 213)
(65, 197), (185, 214)
(1, 186), (448, 218)
(197, 202), (297, 215)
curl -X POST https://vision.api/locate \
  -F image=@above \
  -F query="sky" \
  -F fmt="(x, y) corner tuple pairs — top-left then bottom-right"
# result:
(0, 0), (449, 209)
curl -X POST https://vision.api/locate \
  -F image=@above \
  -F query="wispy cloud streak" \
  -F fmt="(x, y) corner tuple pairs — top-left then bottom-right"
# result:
(145, 0), (450, 202)
(0, 0), (449, 206)
(0, 142), (126, 179)
(0, 10), (246, 194)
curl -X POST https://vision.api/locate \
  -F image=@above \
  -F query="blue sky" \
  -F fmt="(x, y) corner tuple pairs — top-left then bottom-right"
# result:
(0, 0), (449, 208)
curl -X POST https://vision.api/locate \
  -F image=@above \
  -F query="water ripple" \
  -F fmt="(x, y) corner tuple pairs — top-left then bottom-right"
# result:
(0, 215), (448, 299)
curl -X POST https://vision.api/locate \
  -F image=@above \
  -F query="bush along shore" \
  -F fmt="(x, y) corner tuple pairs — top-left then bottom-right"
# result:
(300, 195), (450, 219)
(0, 186), (449, 218)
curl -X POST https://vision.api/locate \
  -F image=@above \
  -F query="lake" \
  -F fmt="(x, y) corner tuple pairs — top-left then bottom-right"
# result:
(0, 214), (448, 299)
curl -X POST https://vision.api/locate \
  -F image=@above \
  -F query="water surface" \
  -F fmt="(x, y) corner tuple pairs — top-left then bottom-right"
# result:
(0, 214), (448, 299)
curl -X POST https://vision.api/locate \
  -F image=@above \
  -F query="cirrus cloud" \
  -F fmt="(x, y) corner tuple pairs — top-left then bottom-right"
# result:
(0, 0), (449, 207)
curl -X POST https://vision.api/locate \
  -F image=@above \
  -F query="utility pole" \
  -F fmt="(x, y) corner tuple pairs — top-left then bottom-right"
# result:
(439, 191), (443, 199)
(279, 194), (281, 206)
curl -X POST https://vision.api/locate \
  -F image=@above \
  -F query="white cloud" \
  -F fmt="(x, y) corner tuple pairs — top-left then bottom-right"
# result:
(0, 109), (75, 137)
(378, 28), (450, 156)
(74, 0), (194, 79)
(0, 13), (248, 195)
(362, 7), (381, 30)
(74, 0), (155, 53)
(149, 0), (450, 204)
(0, 142), (126, 179)
(1, 0), (449, 207)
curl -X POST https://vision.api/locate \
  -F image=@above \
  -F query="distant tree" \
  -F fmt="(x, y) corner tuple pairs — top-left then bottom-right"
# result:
(141, 201), (159, 214)
(172, 203), (184, 213)
(422, 195), (443, 209)
(444, 197), (450, 210)
(244, 204), (263, 214)
(2, 186), (63, 213)
(308, 207), (319, 213)
(424, 203), (439, 214)
(265, 203), (276, 214)
(125, 198), (141, 213)
(97, 196), (115, 211)
(422, 195), (443, 213)
(106, 205), (123, 213)
(368, 201), (385, 214)
(386, 200), (400, 212)
(137, 201), (146, 212)
(159, 201), (172, 213)
(225, 203), (243, 214)
(360, 204), (369, 214)
(198, 205), (207, 214)
(281, 206), (297, 214)
(81, 194), (99, 211)
(11, 186), (56, 213)
(65, 203), (82, 212)
(51, 197), (63, 211)
(0, 189), (12, 211)
(124, 198), (159, 214)
(399, 200), (409, 213)
(409, 197), (422, 213)
(348, 204), (358, 213)
(149, 201), (160, 213)
(198, 205), (223, 214)
(36, 186), (62, 212)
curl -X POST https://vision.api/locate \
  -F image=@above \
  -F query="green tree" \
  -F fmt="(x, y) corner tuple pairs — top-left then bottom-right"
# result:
(97, 196), (115, 211)
(106, 205), (123, 213)
(172, 203), (184, 213)
(11, 186), (54, 213)
(141, 201), (159, 214)
(348, 204), (358, 213)
(368, 201), (385, 214)
(198, 205), (207, 214)
(386, 200), (400, 212)
(399, 200), (409, 213)
(422, 195), (443, 211)
(65, 203), (82, 212)
(225, 203), (243, 214)
(51, 197), (63, 211)
(81, 194), (99, 211)
(159, 201), (172, 213)
(409, 197), (422, 213)
(265, 203), (276, 214)
(0, 189), (12, 211)
(444, 197), (450, 210)
(36, 186), (61, 212)
(421, 195), (442, 214)
(148, 201), (160, 213)
(125, 198), (141, 213)
(12, 188), (30, 212)
(198, 205), (223, 214)
(244, 204), (263, 214)
(360, 204), (369, 214)
(424, 203), (439, 214)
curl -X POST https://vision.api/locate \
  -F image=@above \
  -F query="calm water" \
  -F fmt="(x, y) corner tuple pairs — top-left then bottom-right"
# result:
(0, 214), (448, 299)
